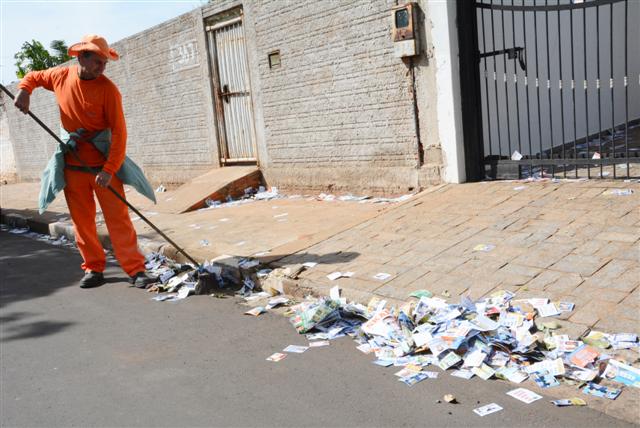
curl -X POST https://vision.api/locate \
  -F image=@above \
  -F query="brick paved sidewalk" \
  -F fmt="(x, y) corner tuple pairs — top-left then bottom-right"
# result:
(276, 180), (639, 337)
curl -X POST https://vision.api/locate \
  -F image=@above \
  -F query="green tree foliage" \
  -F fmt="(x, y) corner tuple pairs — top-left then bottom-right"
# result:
(14, 40), (71, 78)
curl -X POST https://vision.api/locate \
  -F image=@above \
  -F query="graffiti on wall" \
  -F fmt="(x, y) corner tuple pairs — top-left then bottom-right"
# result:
(169, 40), (200, 72)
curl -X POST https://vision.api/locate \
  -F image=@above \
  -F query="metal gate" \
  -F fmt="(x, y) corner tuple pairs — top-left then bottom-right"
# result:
(459, 0), (640, 180)
(206, 13), (257, 163)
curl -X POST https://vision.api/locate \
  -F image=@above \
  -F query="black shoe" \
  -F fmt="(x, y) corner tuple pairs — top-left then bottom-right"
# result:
(80, 271), (105, 289)
(129, 271), (157, 289)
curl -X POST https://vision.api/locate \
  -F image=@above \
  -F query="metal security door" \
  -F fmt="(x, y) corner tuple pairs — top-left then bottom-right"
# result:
(207, 15), (257, 163)
(459, 0), (640, 180)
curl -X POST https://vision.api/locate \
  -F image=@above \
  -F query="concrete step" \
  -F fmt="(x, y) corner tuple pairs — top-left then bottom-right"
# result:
(154, 166), (262, 214)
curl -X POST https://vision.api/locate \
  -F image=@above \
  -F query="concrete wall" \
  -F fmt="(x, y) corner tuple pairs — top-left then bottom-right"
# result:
(3, 0), (450, 193)
(246, 0), (425, 193)
(0, 97), (17, 183)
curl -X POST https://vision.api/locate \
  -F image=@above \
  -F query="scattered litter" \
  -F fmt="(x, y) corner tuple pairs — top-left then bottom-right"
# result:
(513, 186), (526, 191)
(443, 394), (457, 403)
(152, 294), (177, 302)
(602, 359), (640, 388)
(357, 343), (373, 354)
(309, 340), (330, 348)
(409, 290), (433, 299)
(399, 371), (433, 386)
(551, 398), (587, 407)
(211, 293), (230, 299)
(592, 152), (601, 160)
(8, 227), (29, 234)
(266, 353), (287, 362)
(373, 360), (393, 367)
(245, 306), (266, 316)
(326, 271), (355, 281)
(199, 239), (210, 247)
(302, 262), (318, 268)
(473, 403), (503, 417)
(511, 150), (523, 160)
(473, 243), (495, 252)
(533, 373), (560, 388)
(558, 302), (575, 312)
(569, 345), (600, 368)
(244, 291), (271, 302)
(604, 189), (634, 196)
(582, 383), (621, 400)
(274, 213), (289, 219)
(373, 272), (392, 281)
(536, 303), (561, 318)
(266, 297), (290, 310)
(219, 218), (230, 222)
(255, 187), (280, 200)
(155, 184), (166, 193)
(506, 388), (543, 404)
(283, 345), (309, 354)
(451, 369), (474, 380)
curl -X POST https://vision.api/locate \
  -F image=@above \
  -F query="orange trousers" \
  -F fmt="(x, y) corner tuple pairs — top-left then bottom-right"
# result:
(63, 169), (146, 276)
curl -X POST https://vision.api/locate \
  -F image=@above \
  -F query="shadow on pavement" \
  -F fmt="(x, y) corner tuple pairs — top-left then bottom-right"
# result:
(0, 232), (82, 341)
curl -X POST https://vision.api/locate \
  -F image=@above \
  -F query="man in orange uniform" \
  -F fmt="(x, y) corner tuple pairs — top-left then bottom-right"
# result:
(14, 34), (155, 289)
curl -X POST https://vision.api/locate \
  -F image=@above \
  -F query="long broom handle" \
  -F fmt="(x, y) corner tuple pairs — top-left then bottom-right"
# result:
(0, 83), (201, 267)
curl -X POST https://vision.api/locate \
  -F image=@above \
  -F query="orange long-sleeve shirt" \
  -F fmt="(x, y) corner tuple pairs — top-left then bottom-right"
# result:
(19, 64), (127, 175)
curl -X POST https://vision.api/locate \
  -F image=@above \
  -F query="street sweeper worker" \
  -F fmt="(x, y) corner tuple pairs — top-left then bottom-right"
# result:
(13, 34), (157, 289)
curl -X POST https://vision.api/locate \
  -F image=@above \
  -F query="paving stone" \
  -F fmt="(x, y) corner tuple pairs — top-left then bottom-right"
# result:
(594, 315), (640, 334)
(594, 242), (638, 260)
(620, 291), (640, 310)
(543, 273), (584, 294)
(550, 254), (610, 277)
(375, 265), (431, 290)
(594, 230), (640, 243)
(569, 239), (607, 256)
(568, 308), (601, 327)
(498, 263), (542, 278)
(512, 243), (575, 269)
(454, 259), (506, 278)
(523, 270), (563, 290)
(593, 289), (633, 304)
(589, 259), (636, 281)
(424, 254), (468, 273)
(569, 301), (617, 327)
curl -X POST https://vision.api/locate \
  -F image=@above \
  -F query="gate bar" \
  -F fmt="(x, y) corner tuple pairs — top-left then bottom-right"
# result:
(597, 3), (603, 177)
(583, 3), (591, 177)
(610, 1), (616, 177)
(557, 0), (567, 177)
(624, 0), (629, 177)
(511, 0), (523, 158)
(534, 2), (543, 162)
(522, 3), (533, 168)
(570, 5), (578, 177)
(480, 5), (494, 160)
(545, 0), (554, 177)
(501, 0), (512, 158)
(490, 2), (503, 157)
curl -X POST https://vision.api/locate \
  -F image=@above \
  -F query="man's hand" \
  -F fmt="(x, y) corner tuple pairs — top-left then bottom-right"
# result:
(14, 89), (30, 114)
(95, 171), (112, 188)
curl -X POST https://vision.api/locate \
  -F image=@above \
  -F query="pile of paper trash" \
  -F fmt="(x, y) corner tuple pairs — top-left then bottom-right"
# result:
(277, 287), (639, 401)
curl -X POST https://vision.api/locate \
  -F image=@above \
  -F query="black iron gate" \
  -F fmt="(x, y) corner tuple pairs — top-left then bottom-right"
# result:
(458, 0), (640, 180)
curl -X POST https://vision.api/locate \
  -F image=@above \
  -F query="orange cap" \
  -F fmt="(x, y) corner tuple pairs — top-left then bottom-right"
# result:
(68, 34), (119, 60)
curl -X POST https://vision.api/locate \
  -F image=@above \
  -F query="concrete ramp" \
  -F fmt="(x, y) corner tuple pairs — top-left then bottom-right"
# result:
(154, 166), (261, 214)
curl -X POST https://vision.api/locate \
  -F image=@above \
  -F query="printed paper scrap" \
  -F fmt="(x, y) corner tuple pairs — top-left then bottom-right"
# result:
(266, 353), (287, 362)
(506, 388), (543, 404)
(283, 345), (309, 354)
(474, 403), (503, 417)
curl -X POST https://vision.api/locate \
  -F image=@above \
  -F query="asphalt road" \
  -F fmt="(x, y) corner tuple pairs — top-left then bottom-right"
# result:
(0, 231), (634, 428)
